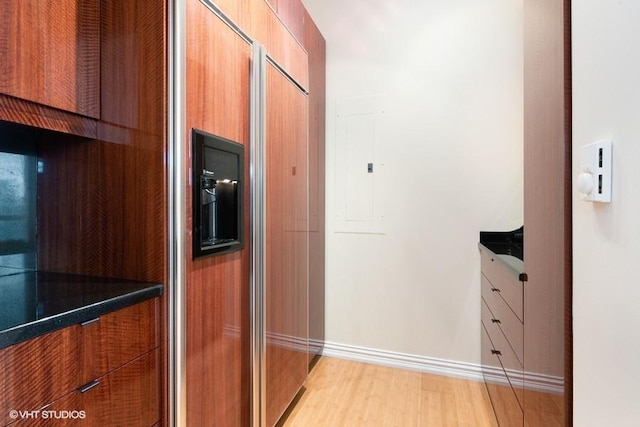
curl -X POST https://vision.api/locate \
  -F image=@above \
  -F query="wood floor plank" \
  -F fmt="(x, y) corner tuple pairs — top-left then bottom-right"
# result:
(455, 379), (497, 426)
(420, 390), (459, 426)
(361, 364), (397, 426)
(281, 356), (498, 427)
(381, 367), (422, 427)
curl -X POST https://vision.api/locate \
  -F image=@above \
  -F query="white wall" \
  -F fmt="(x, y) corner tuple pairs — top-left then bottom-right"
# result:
(302, 0), (523, 365)
(573, 1), (640, 425)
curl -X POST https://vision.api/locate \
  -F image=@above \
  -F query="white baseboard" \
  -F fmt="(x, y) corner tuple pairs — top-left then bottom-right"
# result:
(523, 371), (565, 394)
(321, 341), (485, 382)
(266, 332), (308, 352)
(309, 338), (324, 354)
(321, 341), (564, 394)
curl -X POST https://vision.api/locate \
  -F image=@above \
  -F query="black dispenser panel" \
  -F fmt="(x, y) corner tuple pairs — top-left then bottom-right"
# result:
(192, 129), (244, 258)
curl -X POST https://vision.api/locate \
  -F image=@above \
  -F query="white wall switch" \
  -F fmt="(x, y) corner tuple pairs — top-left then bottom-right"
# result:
(577, 140), (612, 203)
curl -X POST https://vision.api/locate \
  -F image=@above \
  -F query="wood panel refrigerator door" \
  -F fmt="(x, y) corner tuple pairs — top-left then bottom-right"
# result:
(185, 1), (251, 425)
(265, 62), (309, 426)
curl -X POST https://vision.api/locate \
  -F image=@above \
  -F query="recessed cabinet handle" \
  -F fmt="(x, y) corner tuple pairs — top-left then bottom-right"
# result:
(491, 288), (501, 293)
(491, 318), (501, 324)
(80, 317), (100, 327)
(78, 380), (100, 394)
(491, 350), (502, 356)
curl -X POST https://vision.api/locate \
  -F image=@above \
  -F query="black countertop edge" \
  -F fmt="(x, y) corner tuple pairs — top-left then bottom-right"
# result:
(479, 226), (523, 261)
(0, 284), (163, 350)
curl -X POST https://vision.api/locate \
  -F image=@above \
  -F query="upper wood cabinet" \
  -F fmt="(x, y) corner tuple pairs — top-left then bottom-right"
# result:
(0, 0), (100, 119)
(249, 0), (309, 90)
(273, 0), (305, 43)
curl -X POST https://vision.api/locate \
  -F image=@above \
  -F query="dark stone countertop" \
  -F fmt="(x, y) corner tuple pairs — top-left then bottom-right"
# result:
(0, 269), (163, 349)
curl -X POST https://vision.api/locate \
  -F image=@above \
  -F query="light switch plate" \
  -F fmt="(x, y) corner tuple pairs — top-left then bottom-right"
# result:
(578, 140), (612, 203)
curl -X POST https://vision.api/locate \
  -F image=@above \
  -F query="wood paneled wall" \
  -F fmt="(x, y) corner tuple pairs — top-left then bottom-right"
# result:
(37, 0), (166, 284)
(523, 0), (570, 425)
(31, 0), (167, 422)
(302, 9), (326, 363)
(185, 1), (252, 425)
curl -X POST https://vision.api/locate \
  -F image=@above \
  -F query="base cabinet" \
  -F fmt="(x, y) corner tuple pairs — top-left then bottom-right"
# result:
(480, 246), (525, 427)
(0, 299), (160, 427)
(24, 350), (160, 427)
(482, 324), (523, 427)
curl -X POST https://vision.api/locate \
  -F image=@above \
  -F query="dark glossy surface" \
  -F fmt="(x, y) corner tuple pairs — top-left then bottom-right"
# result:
(0, 270), (162, 349)
(0, 130), (37, 270)
(479, 226), (524, 261)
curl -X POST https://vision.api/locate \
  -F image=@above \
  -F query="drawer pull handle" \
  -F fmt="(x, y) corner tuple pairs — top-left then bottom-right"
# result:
(78, 380), (100, 394)
(491, 350), (502, 356)
(491, 318), (501, 324)
(491, 288), (501, 293)
(81, 317), (100, 327)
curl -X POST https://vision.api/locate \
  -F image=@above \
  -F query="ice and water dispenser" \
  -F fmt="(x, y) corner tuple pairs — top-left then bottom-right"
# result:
(192, 129), (244, 258)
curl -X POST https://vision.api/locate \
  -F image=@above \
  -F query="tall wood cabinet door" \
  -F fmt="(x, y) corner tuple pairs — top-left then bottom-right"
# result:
(0, 0), (99, 118)
(265, 62), (309, 427)
(523, 0), (568, 425)
(185, 0), (252, 426)
(304, 13), (326, 363)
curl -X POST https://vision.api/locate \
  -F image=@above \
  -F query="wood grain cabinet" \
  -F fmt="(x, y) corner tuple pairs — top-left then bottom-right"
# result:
(480, 247), (525, 427)
(184, 2), (251, 426)
(265, 61), (309, 427)
(0, 0), (100, 118)
(0, 299), (160, 427)
(303, 7), (326, 366)
(522, 0), (569, 425)
(182, 1), (324, 424)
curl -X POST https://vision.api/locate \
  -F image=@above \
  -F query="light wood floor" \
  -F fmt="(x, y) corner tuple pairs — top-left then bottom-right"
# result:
(280, 356), (498, 427)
